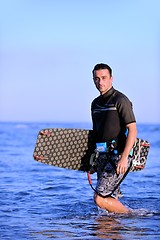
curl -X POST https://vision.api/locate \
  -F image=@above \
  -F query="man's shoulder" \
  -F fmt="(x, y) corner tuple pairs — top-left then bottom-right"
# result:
(114, 89), (128, 98)
(91, 95), (101, 105)
(113, 90), (133, 111)
(114, 90), (130, 103)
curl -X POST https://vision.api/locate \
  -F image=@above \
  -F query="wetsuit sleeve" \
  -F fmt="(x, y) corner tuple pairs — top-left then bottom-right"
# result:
(116, 96), (136, 125)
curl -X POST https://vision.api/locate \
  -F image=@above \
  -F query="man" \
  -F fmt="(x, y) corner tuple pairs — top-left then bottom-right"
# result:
(91, 63), (137, 214)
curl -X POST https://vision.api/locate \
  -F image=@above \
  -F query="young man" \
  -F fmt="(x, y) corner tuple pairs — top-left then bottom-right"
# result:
(91, 63), (137, 213)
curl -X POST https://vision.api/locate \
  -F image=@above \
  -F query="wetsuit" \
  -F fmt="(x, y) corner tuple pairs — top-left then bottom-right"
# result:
(91, 87), (136, 198)
(91, 87), (136, 151)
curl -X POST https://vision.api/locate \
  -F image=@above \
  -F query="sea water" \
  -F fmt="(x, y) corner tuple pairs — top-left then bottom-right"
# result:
(0, 122), (160, 240)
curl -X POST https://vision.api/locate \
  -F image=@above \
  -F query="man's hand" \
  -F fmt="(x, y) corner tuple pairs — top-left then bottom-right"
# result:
(116, 156), (128, 174)
(116, 122), (137, 175)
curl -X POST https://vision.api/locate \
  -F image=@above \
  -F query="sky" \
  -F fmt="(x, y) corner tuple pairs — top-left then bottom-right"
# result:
(0, 0), (160, 124)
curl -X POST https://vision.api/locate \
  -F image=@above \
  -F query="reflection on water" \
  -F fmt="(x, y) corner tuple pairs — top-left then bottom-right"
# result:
(30, 217), (124, 240)
(31, 212), (159, 240)
(93, 216), (124, 239)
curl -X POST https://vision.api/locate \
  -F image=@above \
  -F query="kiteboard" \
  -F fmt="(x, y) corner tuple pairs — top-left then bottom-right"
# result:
(33, 128), (150, 172)
(33, 128), (94, 172)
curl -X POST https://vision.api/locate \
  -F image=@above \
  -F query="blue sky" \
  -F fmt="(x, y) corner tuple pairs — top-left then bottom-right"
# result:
(0, 0), (159, 123)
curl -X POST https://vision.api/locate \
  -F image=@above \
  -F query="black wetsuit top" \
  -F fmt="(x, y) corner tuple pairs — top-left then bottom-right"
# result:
(91, 87), (136, 152)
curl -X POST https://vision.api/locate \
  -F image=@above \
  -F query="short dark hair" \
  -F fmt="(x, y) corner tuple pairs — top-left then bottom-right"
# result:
(92, 63), (112, 77)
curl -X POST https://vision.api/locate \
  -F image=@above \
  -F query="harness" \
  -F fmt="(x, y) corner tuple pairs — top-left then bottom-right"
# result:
(87, 139), (132, 198)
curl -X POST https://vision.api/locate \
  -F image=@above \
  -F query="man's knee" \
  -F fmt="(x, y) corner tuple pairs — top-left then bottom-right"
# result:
(94, 193), (99, 205)
(94, 193), (107, 208)
(94, 193), (114, 209)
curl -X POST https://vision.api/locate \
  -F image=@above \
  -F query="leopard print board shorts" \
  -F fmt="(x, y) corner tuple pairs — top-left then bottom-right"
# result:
(95, 154), (132, 198)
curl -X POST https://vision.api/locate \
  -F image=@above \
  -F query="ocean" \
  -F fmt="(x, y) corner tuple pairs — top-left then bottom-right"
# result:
(0, 122), (160, 240)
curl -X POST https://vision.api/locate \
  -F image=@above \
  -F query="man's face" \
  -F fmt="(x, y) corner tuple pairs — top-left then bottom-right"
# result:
(93, 69), (113, 95)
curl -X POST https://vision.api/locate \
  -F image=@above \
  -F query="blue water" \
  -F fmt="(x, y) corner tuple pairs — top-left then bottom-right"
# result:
(0, 122), (160, 240)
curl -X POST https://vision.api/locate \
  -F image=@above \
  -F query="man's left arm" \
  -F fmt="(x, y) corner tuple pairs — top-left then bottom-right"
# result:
(116, 122), (137, 174)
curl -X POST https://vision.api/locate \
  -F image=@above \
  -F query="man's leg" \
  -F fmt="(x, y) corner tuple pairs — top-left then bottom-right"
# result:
(94, 193), (130, 214)
(95, 155), (132, 213)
